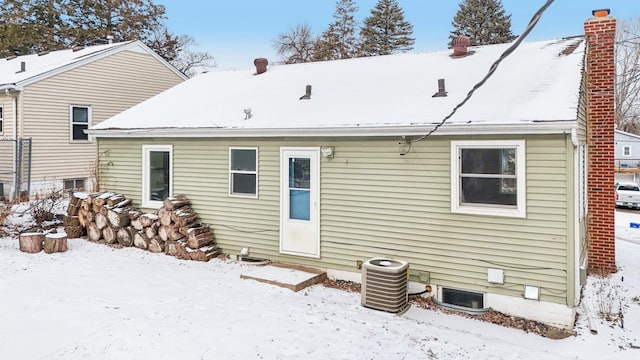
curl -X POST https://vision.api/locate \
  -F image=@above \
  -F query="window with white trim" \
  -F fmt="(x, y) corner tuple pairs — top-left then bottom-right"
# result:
(142, 145), (172, 208)
(229, 147), (258, 197)
(451, 140), (526, 218)
(70, 105), (91, 141)
(623, 145), (631, 157)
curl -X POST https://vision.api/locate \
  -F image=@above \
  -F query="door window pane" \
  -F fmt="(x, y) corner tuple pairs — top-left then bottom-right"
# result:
(289, 158), (310, 189)
(290, 189), (310, 220)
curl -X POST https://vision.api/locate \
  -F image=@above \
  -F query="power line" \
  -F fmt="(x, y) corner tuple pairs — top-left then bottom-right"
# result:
(405, 0), (556, 145)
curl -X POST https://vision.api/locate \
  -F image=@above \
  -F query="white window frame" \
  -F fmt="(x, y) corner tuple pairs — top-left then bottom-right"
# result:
(142, 145), (173, 208)
(70, 104), (92, 142)
(451, 140), (526, 218)
(229, 147), (258, 198)
(623, 145), (631, 157)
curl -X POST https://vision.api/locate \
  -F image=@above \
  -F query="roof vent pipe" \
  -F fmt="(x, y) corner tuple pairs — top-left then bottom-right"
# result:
(300, 85), (312, 100)
(16, 61), (26, 73)
(254, 57), (268, 75)
(107, 35), (114, 44)
(432, 79), (447, 97)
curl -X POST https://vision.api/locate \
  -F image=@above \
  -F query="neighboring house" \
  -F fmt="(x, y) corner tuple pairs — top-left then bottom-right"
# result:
(88, 11), (616, 328)
(0, 41), (187, 199)
(614, 130), (640, 184)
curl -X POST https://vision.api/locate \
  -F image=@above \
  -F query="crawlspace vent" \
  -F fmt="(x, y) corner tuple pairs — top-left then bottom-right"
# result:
(361, 258), (409, 313)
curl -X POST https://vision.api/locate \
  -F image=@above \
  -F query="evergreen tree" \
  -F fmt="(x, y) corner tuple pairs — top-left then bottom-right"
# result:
(359, 0), (414, 56)
(313, 0), (359, 61)
(0, 0), (214, 76)
(450, 0), (516, 46)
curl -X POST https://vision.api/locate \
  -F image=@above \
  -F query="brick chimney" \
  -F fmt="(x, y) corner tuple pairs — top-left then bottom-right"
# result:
(585, 9), (616, 273)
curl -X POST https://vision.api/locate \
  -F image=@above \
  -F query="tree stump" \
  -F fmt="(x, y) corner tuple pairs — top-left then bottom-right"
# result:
(43, 233), (68, 253)
(19, 232), (43, 253)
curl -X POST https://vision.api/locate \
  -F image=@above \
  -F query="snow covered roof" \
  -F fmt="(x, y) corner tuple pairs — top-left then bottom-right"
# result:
(0, 41), (185, 89)
(90, 37), (586, 138)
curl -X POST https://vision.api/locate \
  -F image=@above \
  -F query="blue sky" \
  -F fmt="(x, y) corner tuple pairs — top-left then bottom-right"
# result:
(155, 0), (639, 70)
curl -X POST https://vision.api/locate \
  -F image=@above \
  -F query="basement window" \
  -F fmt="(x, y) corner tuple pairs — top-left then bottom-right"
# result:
(442, 287), (484, 309)
(64, 178), (85, 192)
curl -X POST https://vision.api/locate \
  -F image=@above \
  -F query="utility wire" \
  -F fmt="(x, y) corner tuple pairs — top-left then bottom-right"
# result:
(407, 0), (556, 144)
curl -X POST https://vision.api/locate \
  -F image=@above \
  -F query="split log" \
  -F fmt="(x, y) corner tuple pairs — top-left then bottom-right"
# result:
(95, 213), (109, 230)
(103, 226), (117, 244)
(87, 192), (104, 206)
(99, 205), (109, 216)
(187, 245), (220, 262)
(43, 233), (68, 253)
(186, 225), (213, 249)
(63, 214), (84, 238)
(148, 237), (165, 253)
(144, 225), (157, 239)
(139, 213), (158, 228)
(117, 227), (134, 247)
(163, 194), (191, 210)
(106, 194), (127, 208)
(131, 217), (144, 231)
(92, 203), (102, 214)
(67, 192), (86, 216)
(78, 209), (87, 227)
(158, 225), (183, 241)
(159, 210), (173, 226)
(133, 232), (150, 250)
(19, 232), (43, 253)
(171, 208), (197, 228)
(87, 222), (102, 241)
(93, 192), (115, 207)
(108, 207), (131, 228)
(128, 209), (142, 220)
(63, 215), (80, 227)
(165, 239), (190, 260)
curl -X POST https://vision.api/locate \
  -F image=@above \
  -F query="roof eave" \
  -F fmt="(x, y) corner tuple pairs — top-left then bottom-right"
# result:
(87, 121), (577, 138)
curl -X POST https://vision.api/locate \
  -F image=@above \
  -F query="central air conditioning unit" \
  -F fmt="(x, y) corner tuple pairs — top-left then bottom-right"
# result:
(361, 257), (409, 313)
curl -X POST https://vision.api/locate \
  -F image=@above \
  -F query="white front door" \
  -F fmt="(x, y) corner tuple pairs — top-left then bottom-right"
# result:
(280, 148), (320, 258)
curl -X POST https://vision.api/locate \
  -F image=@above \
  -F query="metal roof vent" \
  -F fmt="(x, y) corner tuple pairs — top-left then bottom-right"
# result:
(361, 258), (410, 313)
(299, 85), (312, 100)
(432, 78), (448, 97)
(16, 61), (26, 73)
(254, 57), (268, 75)
(451, 36), (474, 58)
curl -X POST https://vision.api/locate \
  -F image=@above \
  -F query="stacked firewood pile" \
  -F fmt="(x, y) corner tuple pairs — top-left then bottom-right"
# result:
(63, 192), (219, 262)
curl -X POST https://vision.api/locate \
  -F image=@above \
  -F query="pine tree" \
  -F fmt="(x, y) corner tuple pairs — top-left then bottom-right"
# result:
(313, 0), (359, 61)
(450, 0), (516, 46)
(359, 0), (415, 56)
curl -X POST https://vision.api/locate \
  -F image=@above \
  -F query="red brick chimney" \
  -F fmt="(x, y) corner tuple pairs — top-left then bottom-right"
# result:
(585, 9), (616, 273)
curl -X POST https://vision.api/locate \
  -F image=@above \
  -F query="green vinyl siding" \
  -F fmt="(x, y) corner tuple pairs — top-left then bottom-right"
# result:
(98, 133), (574, 305)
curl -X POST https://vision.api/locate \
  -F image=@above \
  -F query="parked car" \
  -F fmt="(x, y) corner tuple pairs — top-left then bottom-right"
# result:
(615, 182), (640, 209)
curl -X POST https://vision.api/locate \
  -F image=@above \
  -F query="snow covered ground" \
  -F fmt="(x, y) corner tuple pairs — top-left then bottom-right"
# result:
(0, 208), (638, 359)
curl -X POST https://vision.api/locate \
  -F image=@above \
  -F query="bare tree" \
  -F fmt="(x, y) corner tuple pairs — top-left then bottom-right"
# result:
(273, 23), (316, 64)
(148, 29), (215, 77)
(616, 19), (640, 133)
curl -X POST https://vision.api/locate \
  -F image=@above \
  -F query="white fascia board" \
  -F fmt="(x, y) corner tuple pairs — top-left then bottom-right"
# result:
(87, 121), (576, 138)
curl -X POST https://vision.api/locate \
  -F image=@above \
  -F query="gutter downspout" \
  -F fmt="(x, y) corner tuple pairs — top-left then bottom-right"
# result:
(5, 88), (18, 199)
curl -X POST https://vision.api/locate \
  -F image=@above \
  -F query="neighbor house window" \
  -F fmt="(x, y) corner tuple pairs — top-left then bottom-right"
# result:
(451, 140), (526, 218)
(0, 105), (4, 133)
(70, 105), (91, 141)
(142, 145), (172, 208)
(229, 147), (258, 197)
(623, 145), (631, 157)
